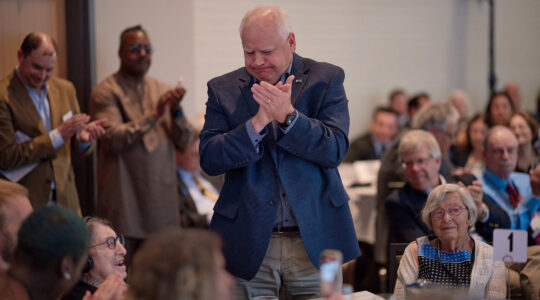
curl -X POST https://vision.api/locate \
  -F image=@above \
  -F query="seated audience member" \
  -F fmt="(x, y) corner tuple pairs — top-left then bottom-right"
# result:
(479, 126), (540, 299)
(388, 89), (408, 127)
(376, 101), (459, 264)
(0, 180), (32, 272)
(508, 112), (540, 173)
(479, 126), (540, 244)
(344, 107), (398, 162)
(485, 92), (514, 127)
(448, 90), (470, 157)
(176, 131), (223, 228)
(0, 205), (88, 300)
(406, 93), (431, 125)
(505, 82), (523, 112)
(452, 114), (488, 177)
(62, 217), (127, 300)
(449, 90), (470, 131)
(126, 228), (234, 300)
(385, 130), (486, 244)
(393, 184), (506, 300)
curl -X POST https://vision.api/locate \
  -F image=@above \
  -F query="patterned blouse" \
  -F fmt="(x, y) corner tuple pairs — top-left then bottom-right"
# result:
(417, 237), (474, 288)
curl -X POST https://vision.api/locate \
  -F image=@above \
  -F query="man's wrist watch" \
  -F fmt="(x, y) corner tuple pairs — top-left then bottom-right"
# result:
(279, 110), (297, 129)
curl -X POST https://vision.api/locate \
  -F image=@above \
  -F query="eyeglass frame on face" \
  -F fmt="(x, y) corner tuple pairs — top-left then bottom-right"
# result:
(430, 205), (468, 219)
(89, 235), (125, 250)
(129, 43), (152, 54)
(401, 155), (434, 169)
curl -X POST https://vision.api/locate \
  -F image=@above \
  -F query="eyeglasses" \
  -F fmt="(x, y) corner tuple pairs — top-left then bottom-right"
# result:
(90, 236), (124, 250)
(431, 206), (467, 219)
(129, 44), (152, 54)
(402, 156), (433, 169)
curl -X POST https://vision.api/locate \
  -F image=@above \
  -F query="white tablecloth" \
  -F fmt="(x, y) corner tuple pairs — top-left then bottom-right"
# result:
(339, 161), (380, 245)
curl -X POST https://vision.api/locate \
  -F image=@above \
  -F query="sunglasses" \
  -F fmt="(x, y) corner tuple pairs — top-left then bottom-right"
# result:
(129, 43), (152, 54)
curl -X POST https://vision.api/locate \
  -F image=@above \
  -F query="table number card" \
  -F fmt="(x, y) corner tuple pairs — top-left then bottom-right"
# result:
(493, 229), (527, 263)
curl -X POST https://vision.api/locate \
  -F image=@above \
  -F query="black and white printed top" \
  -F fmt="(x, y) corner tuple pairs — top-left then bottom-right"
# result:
(417, 236), (474, 288)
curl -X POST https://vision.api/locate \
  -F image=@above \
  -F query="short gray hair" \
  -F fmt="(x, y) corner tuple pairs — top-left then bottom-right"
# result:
(412, 101), (459, 131)
(239, 6), (292, 39)
(421, 184), (478, 230)
(398, 130), (441, 160)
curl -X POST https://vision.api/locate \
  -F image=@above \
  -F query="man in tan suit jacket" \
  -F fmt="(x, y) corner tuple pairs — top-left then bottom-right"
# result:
(91, 25), (191, 264)
(0, 32), (105, 213)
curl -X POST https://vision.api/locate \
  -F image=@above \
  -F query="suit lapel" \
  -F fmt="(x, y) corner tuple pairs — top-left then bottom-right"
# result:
(8, 72), (47, 135)
(47, 81), (63, 130)
(276, 54), (309, 163)
(290, 53), (309, 107)
(239, 75), (258, 118)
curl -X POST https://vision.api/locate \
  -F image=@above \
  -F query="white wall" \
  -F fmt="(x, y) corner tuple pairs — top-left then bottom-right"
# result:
(93, 0), (540, 137)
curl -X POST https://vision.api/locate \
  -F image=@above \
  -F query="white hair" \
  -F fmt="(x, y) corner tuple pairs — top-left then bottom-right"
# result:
(398, 130), (441, 160)
(421, 184), (478, 230)
(412, 101), (459, 132)
(239, 6), (292, 39)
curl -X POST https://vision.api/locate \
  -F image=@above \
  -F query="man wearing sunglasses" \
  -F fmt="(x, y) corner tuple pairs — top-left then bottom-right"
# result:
(90, 25), (192, 267)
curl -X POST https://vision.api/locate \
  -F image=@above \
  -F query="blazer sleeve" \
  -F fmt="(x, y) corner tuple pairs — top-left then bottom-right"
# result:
(0, 91), (56, 170)
(199, 81), (263, 176)
(276, 67), (349, 169)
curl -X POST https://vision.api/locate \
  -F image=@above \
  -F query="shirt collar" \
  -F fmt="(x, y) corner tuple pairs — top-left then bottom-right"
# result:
(483, 168), (510, 189)
(424, 175), (447, 195)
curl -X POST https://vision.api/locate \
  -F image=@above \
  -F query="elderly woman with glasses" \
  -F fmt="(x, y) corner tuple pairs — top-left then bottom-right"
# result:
(393, 184), (506, 300)
(62, 217), (127, 300)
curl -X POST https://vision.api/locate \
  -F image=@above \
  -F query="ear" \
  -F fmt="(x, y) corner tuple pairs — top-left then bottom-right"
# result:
(17, 49), (24, 63)
(59, 255), (75, 281)
(288, 32), (296, 52)
(60, 256), (70, 277)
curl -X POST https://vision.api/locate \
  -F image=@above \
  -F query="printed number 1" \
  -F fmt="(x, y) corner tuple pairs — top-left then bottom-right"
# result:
(508, 232), (514, 252)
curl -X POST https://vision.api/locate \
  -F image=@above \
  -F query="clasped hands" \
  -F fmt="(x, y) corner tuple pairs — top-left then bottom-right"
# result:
(58, 113), (106, 143)
(250, 75), (295, 133)
(155, 79), (186, 118)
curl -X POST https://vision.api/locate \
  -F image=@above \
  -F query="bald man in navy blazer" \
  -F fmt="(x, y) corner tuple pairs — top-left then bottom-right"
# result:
(200, 6), (359, 299)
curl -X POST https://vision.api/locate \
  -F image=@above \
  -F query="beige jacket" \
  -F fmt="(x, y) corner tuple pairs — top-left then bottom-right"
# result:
(0, 70), (91, 213)
(91, 72), (191, 238)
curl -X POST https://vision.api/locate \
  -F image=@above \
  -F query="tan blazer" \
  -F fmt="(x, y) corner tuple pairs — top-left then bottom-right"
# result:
(0, 70), (90, 213)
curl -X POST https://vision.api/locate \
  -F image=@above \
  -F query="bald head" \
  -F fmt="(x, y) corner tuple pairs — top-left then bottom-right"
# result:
(20, 32), (57, 57)
(449, 90), (469, 119)
(484, 126), (518, 179)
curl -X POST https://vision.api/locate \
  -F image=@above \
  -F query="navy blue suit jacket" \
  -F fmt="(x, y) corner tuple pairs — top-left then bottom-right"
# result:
(200, 53), (360, 280)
